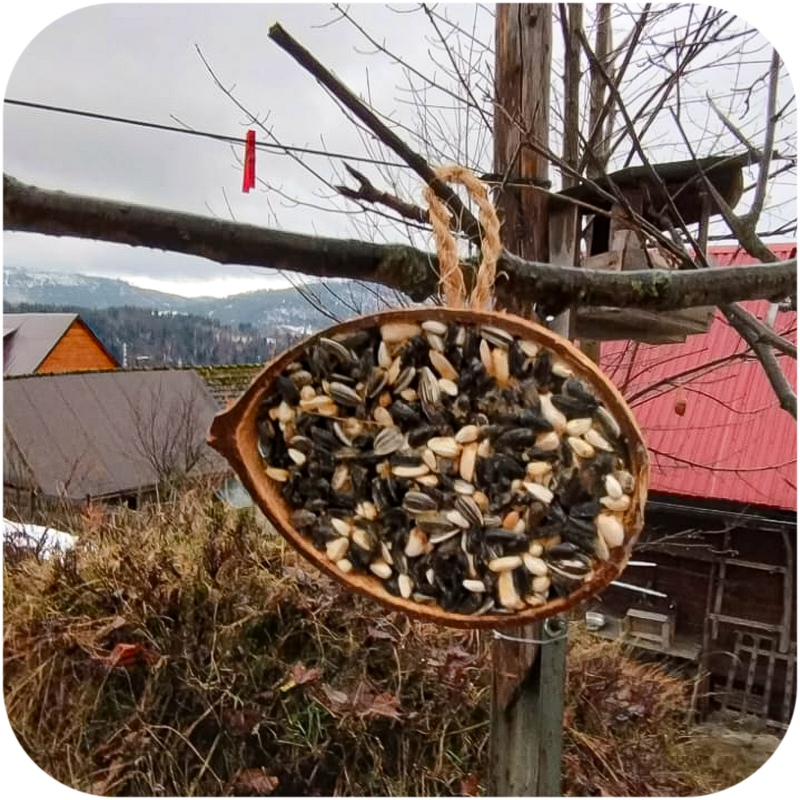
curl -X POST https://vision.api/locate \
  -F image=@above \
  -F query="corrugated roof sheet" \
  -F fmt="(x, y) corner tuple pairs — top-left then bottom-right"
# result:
(3, 369), (227, 500)
(601, 243), (797, 511)
(3, 313), (77, 375)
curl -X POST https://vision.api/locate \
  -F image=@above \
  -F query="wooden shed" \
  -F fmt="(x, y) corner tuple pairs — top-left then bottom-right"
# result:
(3, 312), (119, 376)
(549, 154), (752, 343)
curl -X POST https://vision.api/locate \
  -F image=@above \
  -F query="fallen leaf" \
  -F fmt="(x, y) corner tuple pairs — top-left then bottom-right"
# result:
(106, 642), (160, 668)
(362, 691), (402, 721)
(232, 767), (279, 795)
(459, 773), (481, 796)
(319, 683), (350, 713)
(280, 662), (322, 692)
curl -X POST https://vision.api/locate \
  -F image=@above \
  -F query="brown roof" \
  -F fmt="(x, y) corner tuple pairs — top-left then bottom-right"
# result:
(3, 313), (78, 375)
(3, 369), (227, 500)
(554, 153), (750, 226)
(3, 312), (120, 375)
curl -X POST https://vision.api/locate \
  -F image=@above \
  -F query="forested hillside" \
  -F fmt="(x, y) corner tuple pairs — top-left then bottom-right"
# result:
(3, 303), (304, 367)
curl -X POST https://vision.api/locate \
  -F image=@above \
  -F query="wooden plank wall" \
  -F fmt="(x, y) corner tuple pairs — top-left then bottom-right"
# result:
(37, 321), (118, 374)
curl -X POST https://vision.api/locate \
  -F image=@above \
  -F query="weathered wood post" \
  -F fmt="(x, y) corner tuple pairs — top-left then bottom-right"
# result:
(489, 5), (572, 796)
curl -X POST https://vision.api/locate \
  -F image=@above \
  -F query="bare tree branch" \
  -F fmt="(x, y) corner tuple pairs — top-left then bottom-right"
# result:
(5, 174), (796, 316)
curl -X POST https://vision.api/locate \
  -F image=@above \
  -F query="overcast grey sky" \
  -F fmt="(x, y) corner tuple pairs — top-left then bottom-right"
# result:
(1, 2), (797, 299)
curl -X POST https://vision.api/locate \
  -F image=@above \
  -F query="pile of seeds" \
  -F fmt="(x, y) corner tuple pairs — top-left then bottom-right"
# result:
(256, 319), (636, 617)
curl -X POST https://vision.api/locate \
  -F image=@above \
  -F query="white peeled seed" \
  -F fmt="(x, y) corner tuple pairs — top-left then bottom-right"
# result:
(421, 448), (439, 472)
(585, 427), (614, 452)
(535, 431), (561, 451)
(380, 322), (422, 343)
(601, 495), (631, 511)
(498, 571), (526, 610)
(287, 448), (306, 466)
(326, 537), (350, 562)
(370, 559), (393, 579)
(479, 339), (493, 374)
(429, 350), (459, 381)
(532, 575), (551, 594)
(404, 528), (427, 558)
(489, 555), (523, 573)
(398, 573), (414, 599)
(459, 442), (478, 483)
(524, 481), (554, 504)
(455, 425), (480, 444)
(463, 579), (487, 594)
(265, 466), (290, 482)
(422, 320), (448, 336)
(336, 558), (354, 574)
(428, 436), (461, 459)
(439, 378), (459, 397)
(540, 394), (567, 433)
(596, 513), (625, 549)
(522, 553), (550, 577)
(565, 417), (593, 437)
(377, 340), (392, 368)
(605, 474), (624, 499)
(330, 518), (352, 537)
(552, 360), (573, 378)
(568, 436), (596, 459)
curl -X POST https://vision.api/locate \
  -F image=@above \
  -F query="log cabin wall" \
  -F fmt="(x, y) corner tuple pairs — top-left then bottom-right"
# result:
(36, 320), (118, 374)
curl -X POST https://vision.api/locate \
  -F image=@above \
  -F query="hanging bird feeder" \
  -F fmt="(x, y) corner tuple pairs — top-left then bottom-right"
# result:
(208, 166), (649, 629)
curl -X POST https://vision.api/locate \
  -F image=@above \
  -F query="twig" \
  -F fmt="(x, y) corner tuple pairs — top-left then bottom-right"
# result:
(335, 164), (428, 225)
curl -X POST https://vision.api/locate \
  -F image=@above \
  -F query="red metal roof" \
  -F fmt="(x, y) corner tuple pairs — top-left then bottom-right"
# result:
(600, 244), (797, 511)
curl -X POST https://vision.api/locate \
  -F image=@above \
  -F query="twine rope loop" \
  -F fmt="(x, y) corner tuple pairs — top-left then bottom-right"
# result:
(422, 165), (502, 311)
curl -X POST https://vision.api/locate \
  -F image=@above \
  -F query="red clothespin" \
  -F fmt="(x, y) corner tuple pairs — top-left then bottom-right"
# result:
(242, 130), (256, 192)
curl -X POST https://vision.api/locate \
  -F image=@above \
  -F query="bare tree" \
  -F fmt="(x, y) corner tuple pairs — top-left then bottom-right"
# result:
(3, 4), (796, 421)
(127, 381), (214, 491)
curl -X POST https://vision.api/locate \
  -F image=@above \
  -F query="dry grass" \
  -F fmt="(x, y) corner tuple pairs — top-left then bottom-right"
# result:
(3, 488), (775, 796)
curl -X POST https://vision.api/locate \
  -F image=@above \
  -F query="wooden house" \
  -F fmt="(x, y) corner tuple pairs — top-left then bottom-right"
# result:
(589, 243), (797, 730)
(3, 313), (119, 376)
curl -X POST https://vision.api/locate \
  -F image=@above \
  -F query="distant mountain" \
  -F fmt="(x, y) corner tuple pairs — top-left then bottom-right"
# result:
(2, 267), (410, 330)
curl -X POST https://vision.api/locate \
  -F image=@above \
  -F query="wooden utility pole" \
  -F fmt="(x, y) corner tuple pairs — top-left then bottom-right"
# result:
(489, 5), (573, 797)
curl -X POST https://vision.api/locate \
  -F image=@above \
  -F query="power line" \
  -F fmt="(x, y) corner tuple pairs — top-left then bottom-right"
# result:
(4, 97), (411, 170)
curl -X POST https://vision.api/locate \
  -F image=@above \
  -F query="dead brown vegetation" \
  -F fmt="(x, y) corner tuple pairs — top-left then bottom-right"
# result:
(2, 489), (773, 795)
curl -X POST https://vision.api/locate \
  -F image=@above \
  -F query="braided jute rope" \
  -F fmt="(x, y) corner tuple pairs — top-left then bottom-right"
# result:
(422, 165), (503, 311)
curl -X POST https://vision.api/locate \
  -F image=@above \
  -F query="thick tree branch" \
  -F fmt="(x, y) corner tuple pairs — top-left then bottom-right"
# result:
(5, 174), (796, 315)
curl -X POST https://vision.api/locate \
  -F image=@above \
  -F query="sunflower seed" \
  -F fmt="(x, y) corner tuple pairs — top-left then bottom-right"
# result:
(329, 382), (362, 408)
(374, 426), (405, 457)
